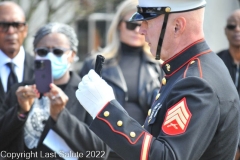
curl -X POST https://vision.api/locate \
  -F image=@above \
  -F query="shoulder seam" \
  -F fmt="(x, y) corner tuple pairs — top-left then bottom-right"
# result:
(183, 58), (203, 78)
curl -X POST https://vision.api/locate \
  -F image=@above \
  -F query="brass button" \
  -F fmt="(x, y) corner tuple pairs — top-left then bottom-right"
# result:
(165, 7), (171, 12)
(155, 93), (160, 100)
(190, 60), (195, 64)
(162, 78), (166, 85)
(130, 132), (136, 138)
(148, 118), (151, 124)
(166, 64), (171, 72)
(148, 109), (151, 116)
(103, 111), (110, 117)
(117, 120), (123, 127)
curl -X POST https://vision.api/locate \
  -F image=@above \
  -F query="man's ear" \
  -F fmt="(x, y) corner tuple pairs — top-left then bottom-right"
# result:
(174, 17), (186, 36)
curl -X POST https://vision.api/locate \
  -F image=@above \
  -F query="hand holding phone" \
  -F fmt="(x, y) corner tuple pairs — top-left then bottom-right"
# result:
(34, 59), (52, 94)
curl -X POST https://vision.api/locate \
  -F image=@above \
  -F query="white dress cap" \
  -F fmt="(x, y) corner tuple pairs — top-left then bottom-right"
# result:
(130, 0), (206, 21)
(139, 0), (206, 12)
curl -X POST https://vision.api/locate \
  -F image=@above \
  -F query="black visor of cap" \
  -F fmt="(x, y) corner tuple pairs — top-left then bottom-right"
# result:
(129, 5), (206, 22)
(130, 6), (169, 21)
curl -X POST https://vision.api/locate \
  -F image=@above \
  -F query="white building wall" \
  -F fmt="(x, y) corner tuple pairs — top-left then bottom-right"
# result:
(204, 0), (239, 53)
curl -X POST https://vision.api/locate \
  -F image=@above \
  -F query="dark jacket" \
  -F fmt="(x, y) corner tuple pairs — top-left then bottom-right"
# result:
(89, 39), (240, 160)
(80, 53), (163, 116)
(0, 52), (34, 103)
(217, 49), (240, 96)
(217, 49), (240, 149)
(0, 72), (109, 160)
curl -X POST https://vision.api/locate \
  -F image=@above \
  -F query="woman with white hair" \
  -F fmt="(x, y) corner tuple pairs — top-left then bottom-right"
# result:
(79, 0), (163, 159)
(0, 22), (109, 160)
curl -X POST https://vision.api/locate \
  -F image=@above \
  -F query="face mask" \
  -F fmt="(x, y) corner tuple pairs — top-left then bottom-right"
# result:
(36, 52), (71, 80)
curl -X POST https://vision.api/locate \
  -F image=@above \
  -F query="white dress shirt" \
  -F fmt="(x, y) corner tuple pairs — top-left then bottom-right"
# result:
(0, 46), (25, 92)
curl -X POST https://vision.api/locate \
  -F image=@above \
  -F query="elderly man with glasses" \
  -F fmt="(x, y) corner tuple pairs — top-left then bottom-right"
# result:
(0, 1), (34, 104)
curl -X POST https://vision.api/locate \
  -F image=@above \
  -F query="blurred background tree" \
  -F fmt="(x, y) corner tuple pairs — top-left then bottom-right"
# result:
(0, 0), (121, 71)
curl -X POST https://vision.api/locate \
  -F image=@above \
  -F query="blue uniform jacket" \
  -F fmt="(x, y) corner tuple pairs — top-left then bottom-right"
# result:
(90, 39), (240, 160)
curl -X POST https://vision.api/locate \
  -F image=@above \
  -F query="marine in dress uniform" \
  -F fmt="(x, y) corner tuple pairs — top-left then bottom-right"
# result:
(76, 0), (240, 160)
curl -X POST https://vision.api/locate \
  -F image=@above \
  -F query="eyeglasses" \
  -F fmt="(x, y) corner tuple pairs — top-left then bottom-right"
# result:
(226, 24), (239, 30)
(125, 21), (141, 30)
(35, 48), (71, 57)
(0, 22), (26, 32)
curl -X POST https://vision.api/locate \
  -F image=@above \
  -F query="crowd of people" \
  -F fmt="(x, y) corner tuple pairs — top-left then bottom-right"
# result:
(0, 0), (239, 160)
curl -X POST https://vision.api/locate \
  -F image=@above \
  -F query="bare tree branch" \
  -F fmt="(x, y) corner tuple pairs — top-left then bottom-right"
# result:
(25, 0), (42, 23)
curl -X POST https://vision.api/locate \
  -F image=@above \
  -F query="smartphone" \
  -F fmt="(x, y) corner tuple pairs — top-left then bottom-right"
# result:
(34, 59), (52, 94)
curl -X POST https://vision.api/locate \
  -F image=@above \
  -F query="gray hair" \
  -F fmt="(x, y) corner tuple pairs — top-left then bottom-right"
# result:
(33, 22), (78, 52)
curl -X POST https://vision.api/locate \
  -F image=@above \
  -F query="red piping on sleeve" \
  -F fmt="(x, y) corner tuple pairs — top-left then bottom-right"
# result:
(96, 107), (146, 144)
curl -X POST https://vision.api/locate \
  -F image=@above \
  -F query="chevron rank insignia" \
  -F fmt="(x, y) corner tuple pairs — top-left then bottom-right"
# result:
(162, 97), (191, 135)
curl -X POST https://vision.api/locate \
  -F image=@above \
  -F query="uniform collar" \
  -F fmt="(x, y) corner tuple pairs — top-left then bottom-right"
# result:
(162, 39), (211, 77)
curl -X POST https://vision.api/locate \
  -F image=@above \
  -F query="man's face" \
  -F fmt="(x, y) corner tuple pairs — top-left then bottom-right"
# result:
(139, 16), (163, 57)
(139, 15), (172, 61)
(225, 10), (240, 48)
(0, 4), (27, 58)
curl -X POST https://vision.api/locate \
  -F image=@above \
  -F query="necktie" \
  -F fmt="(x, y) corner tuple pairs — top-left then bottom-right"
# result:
(6, 62), (18, 92)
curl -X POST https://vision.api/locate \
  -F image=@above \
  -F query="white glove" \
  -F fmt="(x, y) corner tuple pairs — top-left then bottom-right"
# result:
(75, 69), (115, 119)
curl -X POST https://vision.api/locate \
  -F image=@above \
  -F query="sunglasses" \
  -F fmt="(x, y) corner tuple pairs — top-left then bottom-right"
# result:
(35, 48), (71, 57)
(0, 22), (26, 32)
(226, 24), (238, 30)
(125, 21), (141, 30)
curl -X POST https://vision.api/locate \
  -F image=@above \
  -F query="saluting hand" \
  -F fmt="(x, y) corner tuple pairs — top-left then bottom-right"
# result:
(44, 83), (69, 121)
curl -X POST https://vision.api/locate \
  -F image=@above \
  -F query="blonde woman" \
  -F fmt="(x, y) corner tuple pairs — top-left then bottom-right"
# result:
(79, 0), (163, 159)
